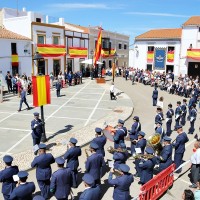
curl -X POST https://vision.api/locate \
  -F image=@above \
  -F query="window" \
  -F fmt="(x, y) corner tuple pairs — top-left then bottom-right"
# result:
(36, 18), (41, 22)
(73, 38), (80, 47)
(118, 43), (122, 49)
(11, 43), (17, 54)
(168, 46), (175, 52)
(102, 38), (109, 49)
(124, 44), (127, 50)
(67, 37), (73, 47)
(37, 35), (45, 44)
(109, 42), (112, 50)
(53, 60), (60, 77)
(148, 46), (154, 51)
(80, 39), (85, 48)
(53, 36), (60, 45)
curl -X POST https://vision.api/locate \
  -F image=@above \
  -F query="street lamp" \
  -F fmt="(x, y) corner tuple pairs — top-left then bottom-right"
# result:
(90, 49), (94, 80)
(33, 52), (47, 143)
(113, 51), (118, 82)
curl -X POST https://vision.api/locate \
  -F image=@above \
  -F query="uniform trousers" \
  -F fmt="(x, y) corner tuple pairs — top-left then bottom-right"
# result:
(189, 120), (195, 134)
(135, 159), (142, 176)
(174, 153), (184, 173)
(37, 179), (50, 199)
(152, 98), (157, 106)
(3, 194), (10, 200)
(33, 138), (41, 146)
(191, 164), (200, 184)
(71, 170), (78, 188)
(175, 118), (180, 129)
(181, 114), (186, 126)
(166, 120), (172, 136)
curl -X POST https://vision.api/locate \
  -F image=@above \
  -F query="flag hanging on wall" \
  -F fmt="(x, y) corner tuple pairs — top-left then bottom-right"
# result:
(32, 75), (51, 107)
(147, 51), (154, 63)
(11, 54), (19, 66)
(94, 27), (102, 66)
(167, 51), (174, 62)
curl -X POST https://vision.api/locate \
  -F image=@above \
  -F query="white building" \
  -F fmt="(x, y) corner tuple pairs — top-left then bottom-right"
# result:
(0, 28), (32, 76)
(131, 16), (200, 77)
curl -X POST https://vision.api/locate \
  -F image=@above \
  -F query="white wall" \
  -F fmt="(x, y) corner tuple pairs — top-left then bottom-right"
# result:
(0, 38), (32, 76)
(129, 49), (134, 67)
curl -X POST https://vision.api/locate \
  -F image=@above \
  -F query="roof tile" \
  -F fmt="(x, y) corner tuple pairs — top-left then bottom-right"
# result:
(0, 28), (30, 40)
(65, 23), (89, 34)
(183, 16), (200, 26)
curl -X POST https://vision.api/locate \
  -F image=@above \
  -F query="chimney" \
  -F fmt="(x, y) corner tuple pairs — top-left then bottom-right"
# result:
(22, 7), (26, 12)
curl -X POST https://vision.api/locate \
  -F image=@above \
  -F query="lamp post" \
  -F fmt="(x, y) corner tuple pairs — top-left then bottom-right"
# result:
(113, 51), (118, 82)
(90, 49), (94, 80)
(33, 52), (47, 142)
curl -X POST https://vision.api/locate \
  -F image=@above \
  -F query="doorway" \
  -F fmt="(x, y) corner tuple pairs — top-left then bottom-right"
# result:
(38, 60), (45, 75)
(53, 59), (61, 77)
(67, 59), (74, 73)
(166, 65), (174, 73)
(147, 64), (152, 71)
(188, 62), (200, 79)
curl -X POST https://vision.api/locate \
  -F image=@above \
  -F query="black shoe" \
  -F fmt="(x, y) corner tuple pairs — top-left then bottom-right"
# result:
(27, 107), (31, 110)
(189, 184), (197, 188)
(17, 109), (21, 112)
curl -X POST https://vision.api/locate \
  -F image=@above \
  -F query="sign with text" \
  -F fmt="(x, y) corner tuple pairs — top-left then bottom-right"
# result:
(154, 48), (166, 70)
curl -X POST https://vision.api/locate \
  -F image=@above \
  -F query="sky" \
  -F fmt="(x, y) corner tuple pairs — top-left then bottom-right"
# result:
(1, 0), (200, 44)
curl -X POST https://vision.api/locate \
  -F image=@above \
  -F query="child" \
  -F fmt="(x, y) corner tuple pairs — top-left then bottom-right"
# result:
(55, 80), (62, 97)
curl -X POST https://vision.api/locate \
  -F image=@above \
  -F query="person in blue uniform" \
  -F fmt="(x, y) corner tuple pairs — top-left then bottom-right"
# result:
(155, 107), (163, 124)
(152, 87), (158, 106)
(92, 127), (107, 157)
(0, 155), (19, 200)
(134, 131), (147, 177)
(17, 87), (30, 112)
(166, 103), (174, 136)
(108, 164), (134, 200)
(31, 112), (43, 148)
(55, 80), (62, 97)
(139, 147), (155, 185)
(10, 171), (35, 200)
(129, 116), (141, 155)
(155, 120), (165, 139)
(79, 174), (100, 200)
(33, 195), (45, 200)
(157, 136), (173, 172)
(188, 104), (197, 134)
(174, 101), (182, 130)
(85, 142), (105, 185)
(50, 157), (72, 200)
(31, 144), (55, 199)
(125, 69), (129, 80)
(180, 99), (187, 126)
(113, 143), (129, 170)
(113, 119), (127, 149)
(173, 125), (189, 173)
(63, 137), (82, 188)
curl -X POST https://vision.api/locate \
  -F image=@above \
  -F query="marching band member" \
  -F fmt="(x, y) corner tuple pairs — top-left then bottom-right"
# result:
(166, 103), (174, 136)
(155, 120), (165, 139)
(188, 104), (197, 134)
(180, 99), (187, 126)
(174, 101), (182, 130)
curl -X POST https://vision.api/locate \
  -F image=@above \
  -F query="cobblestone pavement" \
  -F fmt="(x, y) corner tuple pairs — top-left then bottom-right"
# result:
(0, 76), (199, 200)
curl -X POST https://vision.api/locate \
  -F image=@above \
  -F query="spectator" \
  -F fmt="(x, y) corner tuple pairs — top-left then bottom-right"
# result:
(194, 181), (200, 200)
(182, 189), (194, 200)
(5, 71), (12, 93)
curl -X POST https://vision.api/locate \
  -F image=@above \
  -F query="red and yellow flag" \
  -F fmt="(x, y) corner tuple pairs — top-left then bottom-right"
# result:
(32, 75), (51, 107)
(101, 49), (116, 57)
(12, 54), (19, 66)
(147, 51), (154, 63)
(94, 28), (102, 66)
(187, 49), (200, 60)
(69, 47), (88, 58)
(167, 51), (174, 62)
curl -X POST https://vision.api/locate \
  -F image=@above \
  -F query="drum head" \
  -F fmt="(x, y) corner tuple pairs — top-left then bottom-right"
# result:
(103, 129), (114, 142)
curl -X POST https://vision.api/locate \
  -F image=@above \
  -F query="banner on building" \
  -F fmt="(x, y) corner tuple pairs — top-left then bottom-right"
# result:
(147, 51), (154, 63)
(94, 28), (102, 66)
(69, 47), (87, 58)
(37, 44), (66, 57)
(32, 75), (51, 107)
(154, 48), (166, 70)
(11, 54), (19, 66)
(167, 51), (174, 62)
(101, 49), (116, 57)
(187, 49), (200, 60)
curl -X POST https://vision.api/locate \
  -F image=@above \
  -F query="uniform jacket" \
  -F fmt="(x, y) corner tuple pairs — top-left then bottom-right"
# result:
(152, 90), (158, 99)
(114, 128), (126, 146)
(155, 127), (165, 138)
(173, 132), (189, 154)
(31, 153), (55, 180)
(130, 122), (141, 140)
(92, 135), (107, 157)
(108, 172), (134, 200)
(190, 108), (197, 121)
(136, 138), (147, 154)
(79, 185), (100, 200)
(50, 167), (72, 199)
(85, 153), (105, 181)
(181, 104), (187, 115)
(155, 113), (163, 123)
(31, 119), (43, 139)
(9, 182), (35, 200)
(64, 146), (82, 171)
(0, 166), (19, 195)
(166, 109), (174, 121)
(175, 106), (182, 118)
(188, 97), (196, 109)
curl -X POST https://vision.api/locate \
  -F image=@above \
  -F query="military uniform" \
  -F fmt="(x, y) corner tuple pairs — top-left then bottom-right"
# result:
(155, 121), (165, 139)
(155, 108), (163, 124)
(166, 105), (174, 136)
(188, 106), (197, 134)
(50, 158), (72, 200)
(152, 88), (158, 106)
(174, 102), (182, 129)
(180, 100), (187, 126)
(108, 164), (134, 200)
(63, 138), (81, 188)
(0, 156), (19, 200)
(10, 171), (35, 200)
(31, 144), (55, 199)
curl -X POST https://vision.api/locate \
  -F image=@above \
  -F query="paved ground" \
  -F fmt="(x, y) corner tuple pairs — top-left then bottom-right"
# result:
(0, 76), (199, 200)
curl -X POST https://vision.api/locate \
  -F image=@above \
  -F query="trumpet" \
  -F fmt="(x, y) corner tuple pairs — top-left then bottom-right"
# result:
(133, 154), (155, 160)
(107, 146), (127, 154)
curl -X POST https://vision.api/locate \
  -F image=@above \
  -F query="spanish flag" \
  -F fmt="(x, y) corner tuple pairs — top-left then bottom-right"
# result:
(167, 51), (174, 62)
(94, 28), (102, 66)
(69, 47), (88, 58)
(187, 49), (200, 60)
(12, 54), (19, 66)
(32, 75), (51, 107)
(147, 51), (154, 63)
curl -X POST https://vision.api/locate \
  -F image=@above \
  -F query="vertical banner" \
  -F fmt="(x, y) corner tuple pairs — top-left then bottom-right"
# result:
(154, 48), (166, 70)
(147, 51), (154, 63)
(32, 75), (51, 107)
(167, 51), (174, 62)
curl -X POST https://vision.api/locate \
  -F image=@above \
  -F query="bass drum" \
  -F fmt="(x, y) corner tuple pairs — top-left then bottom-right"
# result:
(102, 126), (115, 142)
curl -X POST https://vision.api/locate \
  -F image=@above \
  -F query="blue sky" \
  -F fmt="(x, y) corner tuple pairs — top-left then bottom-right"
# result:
(1, 0), (200, 43)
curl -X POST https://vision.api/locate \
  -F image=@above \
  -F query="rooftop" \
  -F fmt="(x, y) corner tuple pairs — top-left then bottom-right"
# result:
(65, 23), (89, 34)
(0, 28), (30, 40)
(135, 28), (182, 40)
(183, 16), (200, 26)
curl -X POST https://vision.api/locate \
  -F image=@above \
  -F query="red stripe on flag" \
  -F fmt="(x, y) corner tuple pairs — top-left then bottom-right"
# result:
(45, 75), (51, 104)
(94, 28), (102, 66)
(32, 76), (39, 107)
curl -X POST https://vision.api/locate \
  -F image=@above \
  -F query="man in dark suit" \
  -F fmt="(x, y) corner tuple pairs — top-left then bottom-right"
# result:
(64, 137), (82, 188)
(50, 157), (72, 200)
(10, 171), (35, 200)
(108, 164), (134, 200)
(5, 71), (12, 93)
(152, 87), (158, 106)
(85, 142), (105, 185)
(0, 155), (19, 200)
(18, 87), (30, 112)
(173, 125), (189, 173)
(79, 174), (100, 200)
(31, 144), (55, 199)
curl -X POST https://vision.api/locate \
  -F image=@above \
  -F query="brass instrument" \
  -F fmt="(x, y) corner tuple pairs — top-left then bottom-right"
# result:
(107, 146), (127, 154)
(133, 154), (155, 160)
(147, 133), (163, 155)
(85, 149), (90, 158)
(113, 169), (122, 177)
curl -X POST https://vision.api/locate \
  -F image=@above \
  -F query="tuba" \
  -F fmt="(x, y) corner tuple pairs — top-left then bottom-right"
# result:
(107, 146), (127, 154)
(147, 133), (163, 155)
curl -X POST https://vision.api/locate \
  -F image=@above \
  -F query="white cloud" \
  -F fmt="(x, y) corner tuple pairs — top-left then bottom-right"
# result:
(124, 12), (189, 18)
